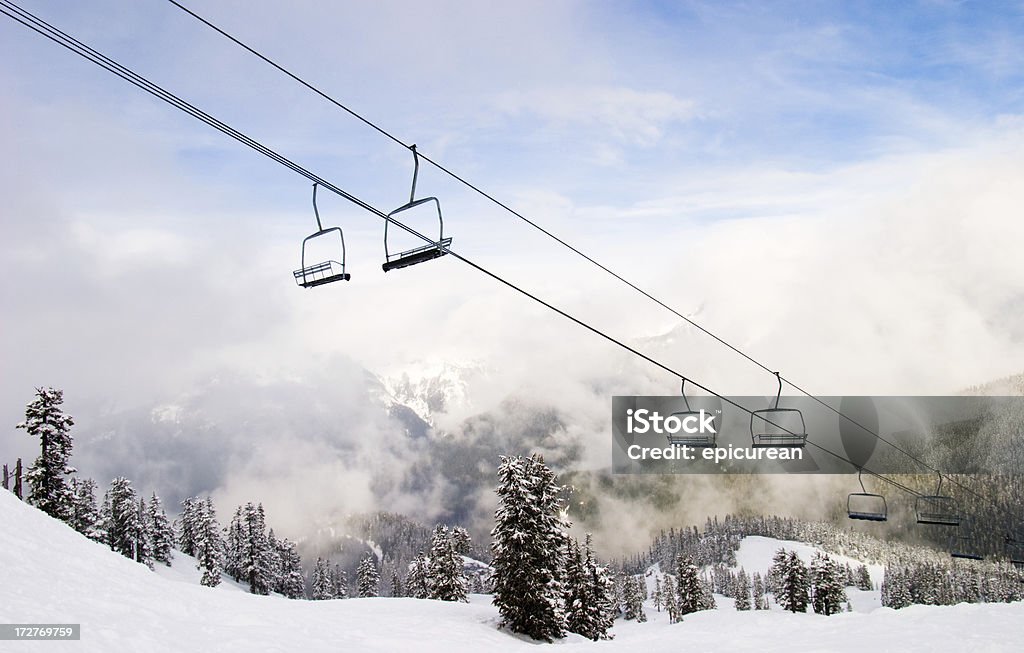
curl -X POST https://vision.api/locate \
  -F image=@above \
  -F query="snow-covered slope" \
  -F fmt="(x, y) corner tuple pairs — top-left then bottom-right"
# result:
(3, 491), (1024, 652)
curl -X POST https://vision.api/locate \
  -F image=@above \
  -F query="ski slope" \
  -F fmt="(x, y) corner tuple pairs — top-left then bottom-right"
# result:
(2, 490), (1022, 652)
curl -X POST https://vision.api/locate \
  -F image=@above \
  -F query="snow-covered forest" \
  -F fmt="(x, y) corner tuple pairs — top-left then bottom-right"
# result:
(5, 386), (1024, 650)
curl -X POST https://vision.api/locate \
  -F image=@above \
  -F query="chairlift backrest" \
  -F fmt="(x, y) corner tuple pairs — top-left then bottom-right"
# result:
(915, 474), (961, 527)
(294, 183), (350, 288)
(382, 145), (452, 272)
(666, 378), (717, 448)
(750, 372), (807, 448)
(847, 469), (887, 522)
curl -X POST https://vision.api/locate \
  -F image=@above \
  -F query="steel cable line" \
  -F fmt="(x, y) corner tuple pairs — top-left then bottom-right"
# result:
(0, 0), (973, 512)
(157, 0), (1020, 519)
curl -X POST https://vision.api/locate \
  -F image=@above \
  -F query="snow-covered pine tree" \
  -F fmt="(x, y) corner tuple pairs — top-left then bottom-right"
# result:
(177, 497), (200, 557)
(17, 387), (76, 521)
(676, 555), (703, 615)
(698, 576), (717, 611)
(194, 498), (224, 587)
(563, 539), (588, 634)
(428, 524), (469, 602)
(735, 568), (751, 610)
(490, 454), (568, 642)
(240, 502), (275, 595)
(331, 564), (349, 599)
(778, 551), (809, 613)
(810, 552), (847, 616)
(767, 548), (787, 596)
(653, 576), (662, 612)
(856, 564), (873, 591)
(390, 571), (403, 598)
(311, 557), (335, 600)
(68, 477), (103, 541)
(148, 493), (174, 566)
(663, 575), (680, 624)
(407, 552), (430, 599)
(624, 576), (647, 622)
(275, 537), (305, 599)
(103, 477), (140, 560)
(223, 506), (245, 582)
(752, 572), (765, 610)
(357, 554), (380, 597)
(135, 496), (154, 569)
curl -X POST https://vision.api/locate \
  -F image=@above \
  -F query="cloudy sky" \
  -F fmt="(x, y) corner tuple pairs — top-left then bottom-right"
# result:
(2, 1), (1024, 533)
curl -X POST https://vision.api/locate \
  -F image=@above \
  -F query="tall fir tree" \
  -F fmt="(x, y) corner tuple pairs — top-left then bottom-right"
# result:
(177, 497), (201, 557)
(331, 564), (349, 599)
(428, 525), (469, 602)
(810, 552), (847, 616)
(390, 571), (403, 598)
(148, 493), (174, 566)
(676, 555), (703, 615)
(239, 503), (275, 595)
(357, 554), (380, 597)
(135, 496), (154, 569)
(275, 537), (305, 599)
(752, 572), (765, 610)
(68, 477), (103, 541)
(17, 387), (75, 521)
(311, 557), (335, 600)
(407, 552), (430, 599)
(103, 477), (140, 560)
(224, 506), (246, 582)
(194, 497), (224, 587)
(776, 550), (810, 613)
(734, 568), (752, 611)
(490, 454), (568, 642)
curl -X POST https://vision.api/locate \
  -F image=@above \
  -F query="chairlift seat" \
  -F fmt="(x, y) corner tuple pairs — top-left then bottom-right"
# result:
(915, 495), (960, 527)
(382, 236), (452, 273)
(750, 407), (807, 448)
(950, 532), (984, 561)
(293, 260), (350, 288)
(847, 493), (887, 522)
(666, 410), (717, 448)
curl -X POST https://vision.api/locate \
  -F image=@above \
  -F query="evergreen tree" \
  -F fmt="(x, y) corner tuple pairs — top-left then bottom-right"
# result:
(239, 503), (275, 595)
(391, 571), (403, 598)
(223, 506), (245, 582)
(331, 564), (349, 599)
(357, 554), (380, 597)
(275, 537), (305, 599)
(653, 576), (662, 612)
(856, 564), (873, 591)
(18, 387), (75, 521)
(811, 552), (847, 616)
(311, 557), (334, 600)
(148, 493), (174, 566)
(562, 534), (615, 641)
(103, 477), (140, 560)
(428, 525), (469, 602)
(676, 555), (703, 615)
(407, 552), (430, 599)
(752, 572), (765, 610)
(490, 454), (568, 642)
(135, 496), (154, 569)
(734, 568), (752, 610)
(177, 497), (200, 557)
(194, 497), (223, 587)
(663, 575), (681, 623)
(777, 551), (810, 613)
(624, 576), (647, 622)
(68, 477), (103, 540)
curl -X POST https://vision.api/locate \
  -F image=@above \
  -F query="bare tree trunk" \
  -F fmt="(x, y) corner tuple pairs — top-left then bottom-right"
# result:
(2, 463), (8, 491)
(14, 458), (23, 500)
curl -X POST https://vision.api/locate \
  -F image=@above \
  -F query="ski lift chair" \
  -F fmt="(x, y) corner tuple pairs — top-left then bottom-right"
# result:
(847, 469), (888, 522)
(750, 372), (807, 448)
(666, 378), (718, 448)
(950, 520), (984, 561)
(293, 183), (351, 288)
(1005, 536), (1024, 569)
(382, 145), (452, 272)
(915, 474), (961, 527)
